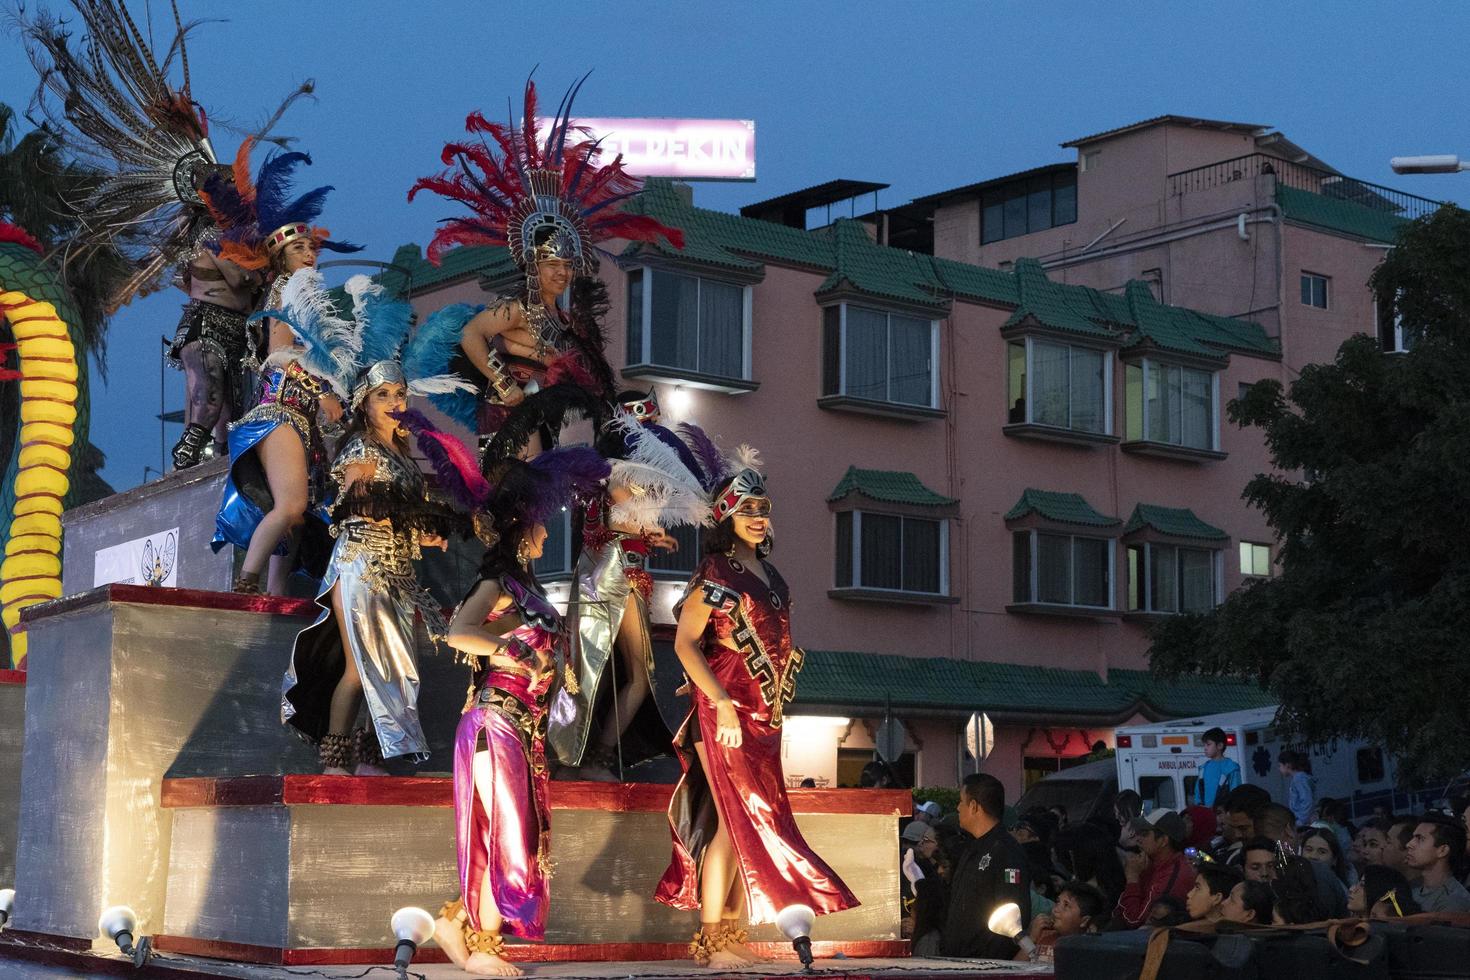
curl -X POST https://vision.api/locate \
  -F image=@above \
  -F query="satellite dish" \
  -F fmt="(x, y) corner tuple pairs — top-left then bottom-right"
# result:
(876, 717), (906, 764)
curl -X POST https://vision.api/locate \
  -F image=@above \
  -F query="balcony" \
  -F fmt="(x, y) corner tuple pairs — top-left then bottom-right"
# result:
(1167, 153), (1439, 217)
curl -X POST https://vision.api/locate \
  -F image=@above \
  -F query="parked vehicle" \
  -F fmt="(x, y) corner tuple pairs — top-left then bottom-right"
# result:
(1013, 758), (1118, 825)
(1114, 707), (1447, 819)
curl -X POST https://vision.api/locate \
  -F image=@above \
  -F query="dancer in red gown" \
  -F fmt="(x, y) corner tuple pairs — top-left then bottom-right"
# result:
(655, 429), (859, 967)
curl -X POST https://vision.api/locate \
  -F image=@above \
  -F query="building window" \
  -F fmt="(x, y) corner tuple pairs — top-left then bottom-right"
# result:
(1006, 337), (1111, 434)
(1127, 542), (1220, 614)
(1124, 359), (1218, 450)
(1300, 272), (1329, 310)
(1081, 151), (1101, 173)
(1239, 541), (1271, 578)
(1012, 530), (1113, 609)
(981, 170), (1078, 244)
(822, 304), (938, 408)
(649, 523), (702, 578)
(533, 509), (575, 579)
(627, 267), (750, 380)
(1376, 293), (1417, 353)
(835, 511), (948, 595)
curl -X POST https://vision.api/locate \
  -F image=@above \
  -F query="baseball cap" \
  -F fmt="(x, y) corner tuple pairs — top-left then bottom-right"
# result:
(901, 820), (929, 843)
(918, 801), (943, 818)
(1128, 807), (1186, 844)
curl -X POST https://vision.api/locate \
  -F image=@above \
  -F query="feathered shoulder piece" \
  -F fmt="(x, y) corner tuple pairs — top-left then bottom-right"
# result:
(250, 268), (360, 398)
(18, 0), (314, 305)
(408, 75), (684, 269)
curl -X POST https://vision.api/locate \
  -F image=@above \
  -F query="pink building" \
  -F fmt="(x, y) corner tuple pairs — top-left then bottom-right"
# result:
(385, 117), (1434, 798)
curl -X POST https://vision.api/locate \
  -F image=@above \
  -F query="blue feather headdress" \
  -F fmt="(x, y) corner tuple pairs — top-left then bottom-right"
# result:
(203, 139), (362, 271)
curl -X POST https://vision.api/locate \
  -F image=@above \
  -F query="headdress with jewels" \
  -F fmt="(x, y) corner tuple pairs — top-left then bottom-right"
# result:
(674, 423), (767, 525)
(18, 0), (315, 306)
(250, 269), (474, 404)
(407, 75), (685, 307)
(198, 138), (363, 272)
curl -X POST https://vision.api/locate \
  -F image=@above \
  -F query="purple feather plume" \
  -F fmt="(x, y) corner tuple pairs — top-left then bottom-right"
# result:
(676, 422), (729, 491)
(521, 446), (610, 526)
(393, 408), (491, 510)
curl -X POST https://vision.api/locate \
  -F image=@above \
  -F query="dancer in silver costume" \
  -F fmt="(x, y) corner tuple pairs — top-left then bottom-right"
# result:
(552, 392), (707, 778)
(277, 275), (473, 772)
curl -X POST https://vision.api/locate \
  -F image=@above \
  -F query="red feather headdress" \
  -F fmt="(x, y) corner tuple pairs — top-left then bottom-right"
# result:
(408, 76), (683, 269)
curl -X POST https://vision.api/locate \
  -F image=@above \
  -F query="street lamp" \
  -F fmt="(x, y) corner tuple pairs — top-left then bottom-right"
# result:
(1390, 155), (1470, 175)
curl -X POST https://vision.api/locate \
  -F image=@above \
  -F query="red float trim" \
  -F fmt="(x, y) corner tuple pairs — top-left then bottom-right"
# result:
(0, 668), (25, 684)
(160, 774), (912, 817)
(19, 583), (319, 626)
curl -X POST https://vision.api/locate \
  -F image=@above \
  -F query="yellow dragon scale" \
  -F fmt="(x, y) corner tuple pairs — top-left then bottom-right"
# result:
(0, 288), (77, 666)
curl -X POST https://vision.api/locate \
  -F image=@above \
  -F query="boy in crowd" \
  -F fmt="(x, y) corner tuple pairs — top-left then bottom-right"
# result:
(1194, 727), (1242, 807)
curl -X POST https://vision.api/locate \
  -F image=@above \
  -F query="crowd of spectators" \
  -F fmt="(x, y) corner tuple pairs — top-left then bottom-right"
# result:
(894, 747), (1470, 962)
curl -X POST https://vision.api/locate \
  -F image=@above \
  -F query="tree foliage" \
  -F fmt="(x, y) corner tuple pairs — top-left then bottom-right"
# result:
(1149, 206), (1470, 782)
(0, 102), (130, 369)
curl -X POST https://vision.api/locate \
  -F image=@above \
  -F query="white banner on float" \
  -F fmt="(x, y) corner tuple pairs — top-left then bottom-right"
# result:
(538, 118), (757, 181)
(93, 527), (179, 588)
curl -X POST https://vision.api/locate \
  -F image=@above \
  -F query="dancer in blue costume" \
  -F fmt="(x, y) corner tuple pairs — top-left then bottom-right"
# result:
(202, 149), (362, 594)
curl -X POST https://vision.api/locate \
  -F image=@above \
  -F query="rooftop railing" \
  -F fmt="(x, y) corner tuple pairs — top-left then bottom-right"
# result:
(1166, 153), (1443, 221)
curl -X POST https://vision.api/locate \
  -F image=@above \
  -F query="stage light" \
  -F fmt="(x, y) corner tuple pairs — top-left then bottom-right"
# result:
(987, 902), (1036, 961)
(390, 907), (435, 978)
(0, 887), (13, 929)
(98, 905), (152, 968)
(776, 904), (815, 971)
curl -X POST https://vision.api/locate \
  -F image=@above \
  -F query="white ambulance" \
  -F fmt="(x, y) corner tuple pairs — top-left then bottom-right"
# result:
(1113, 707), (1410, 819)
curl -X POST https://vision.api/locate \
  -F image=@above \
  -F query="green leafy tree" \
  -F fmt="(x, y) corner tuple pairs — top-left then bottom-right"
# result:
(1149, 206), (1470, 783)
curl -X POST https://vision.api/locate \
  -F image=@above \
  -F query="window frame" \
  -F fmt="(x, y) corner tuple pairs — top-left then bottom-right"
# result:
(1300, 271), (1330, 310)
(1005, 335), (1115, 437)
(1238, 541), (1272, 578)
(833, 509), (950, 597)
(625, 265), (755, 386)
(821, 303), (941, 410)
(1126, 541), (1223, 615)
(532, 509), (576, 582)
(1011, 528), (1116, 611)
(979, 169), (1079, 244)
(1123, 357), (1221, 453)
(1375, 292), (1415, 354)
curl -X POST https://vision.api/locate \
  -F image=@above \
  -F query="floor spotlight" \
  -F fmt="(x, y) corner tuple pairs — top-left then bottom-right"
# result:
(987, 902), (1036, 961)
(775, 904), (816, 971)
(0, 888), (13, 930)
(390, 906), (435, 978)
(98, 905), (152, 968)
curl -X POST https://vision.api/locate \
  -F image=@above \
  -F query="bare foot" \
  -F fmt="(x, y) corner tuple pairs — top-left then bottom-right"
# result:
(434, 915), (470, 970)
(721, 921), (765, 962)
(322, 766), (350, 776)
(704, 948), (747, 970)
(354, 763), (390, 776)
(465, 950), (523, 976)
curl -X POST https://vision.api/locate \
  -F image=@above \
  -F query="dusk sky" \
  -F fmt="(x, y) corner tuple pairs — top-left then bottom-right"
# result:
(3, 0), (1469, 490)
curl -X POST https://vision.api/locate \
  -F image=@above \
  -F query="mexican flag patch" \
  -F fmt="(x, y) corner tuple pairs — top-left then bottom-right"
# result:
(1003, 868), (1021, 884)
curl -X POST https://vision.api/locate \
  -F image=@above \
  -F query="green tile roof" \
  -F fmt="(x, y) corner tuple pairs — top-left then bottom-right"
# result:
(828, 466), (957, 506)
(1124, 504), (1229, 541)
(1275, 184), (1408, 245)
(1005, 488), (1120, 527)
(1108, 669), (1276, 716)
(383, 242), (516, 296)
(378, 177), (1278, 358)
(793, 649), (1271, 718)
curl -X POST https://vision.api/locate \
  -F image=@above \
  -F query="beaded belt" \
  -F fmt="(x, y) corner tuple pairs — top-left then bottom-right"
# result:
(477, 686), (548, 742)
(620, 549), (648, 571)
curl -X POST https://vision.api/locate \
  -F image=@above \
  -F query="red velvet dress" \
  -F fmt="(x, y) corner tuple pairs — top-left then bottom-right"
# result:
(654, 555), (860, 924)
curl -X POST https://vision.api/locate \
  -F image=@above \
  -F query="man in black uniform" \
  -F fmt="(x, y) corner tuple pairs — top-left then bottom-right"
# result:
(941, 772), (1032, 959)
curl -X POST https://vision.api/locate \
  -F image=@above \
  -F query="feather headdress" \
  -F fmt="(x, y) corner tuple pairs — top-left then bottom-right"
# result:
(251, 269), (474, 404)
(18, 0), (315, 305)
(675, 422), (767, 523)
(200, 139), (362, 271)
(408, 75), (684, 270)
(604, 413), (713, 531)
(401, 303), (485, 431)
(482, 382), (605, 470)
